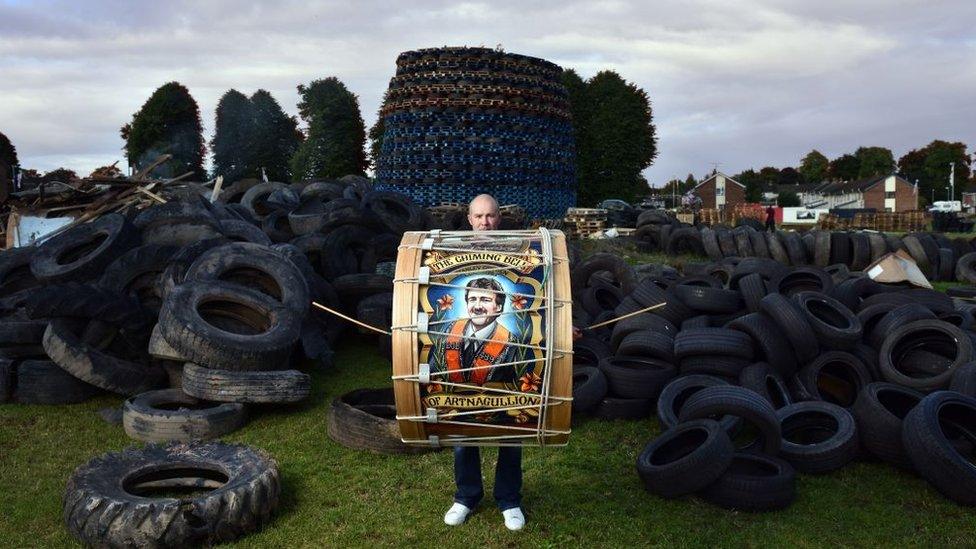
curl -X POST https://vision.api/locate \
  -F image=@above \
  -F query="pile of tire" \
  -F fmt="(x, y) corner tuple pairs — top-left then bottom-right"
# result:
(374, 46), (576, 219)
(569, 252), (976, 509)
(0, 178), (424, 440)
(631, 211), (976, 284)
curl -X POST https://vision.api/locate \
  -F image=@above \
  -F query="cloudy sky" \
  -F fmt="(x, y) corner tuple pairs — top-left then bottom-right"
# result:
(1, 0), (974, 186)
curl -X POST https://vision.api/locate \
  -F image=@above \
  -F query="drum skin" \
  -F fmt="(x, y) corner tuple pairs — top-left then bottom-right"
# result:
(392, 230), (573, 446)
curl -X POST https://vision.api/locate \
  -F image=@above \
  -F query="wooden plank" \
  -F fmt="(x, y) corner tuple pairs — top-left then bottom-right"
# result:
(546, 230), (572, 445)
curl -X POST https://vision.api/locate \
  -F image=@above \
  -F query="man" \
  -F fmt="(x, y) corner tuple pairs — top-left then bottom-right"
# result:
(765, 204), (776, 232)
(443, 277), (517, 385)
(444, 193), (526, 531)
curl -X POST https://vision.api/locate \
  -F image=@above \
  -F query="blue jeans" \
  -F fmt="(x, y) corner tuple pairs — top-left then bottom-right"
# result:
(453, 446), (522, 511)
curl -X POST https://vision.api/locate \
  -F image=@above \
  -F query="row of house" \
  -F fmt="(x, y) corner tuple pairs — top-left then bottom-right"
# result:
(689, 172), (918, 212)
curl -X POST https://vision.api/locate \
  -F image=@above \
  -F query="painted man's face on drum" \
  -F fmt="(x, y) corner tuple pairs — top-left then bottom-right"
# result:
(466, 289), (501, 328)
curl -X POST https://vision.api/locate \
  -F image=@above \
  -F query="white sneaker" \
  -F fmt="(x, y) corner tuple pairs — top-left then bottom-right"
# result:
(444, 502), (471, 526)
(502, 507), (525, 531)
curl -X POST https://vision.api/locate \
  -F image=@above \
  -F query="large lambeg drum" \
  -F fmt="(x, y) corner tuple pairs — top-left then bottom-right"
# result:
(391, 229), (573, 447)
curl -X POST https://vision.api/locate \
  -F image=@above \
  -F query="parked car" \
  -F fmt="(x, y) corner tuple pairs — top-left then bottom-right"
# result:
(929, 200), (961, 213)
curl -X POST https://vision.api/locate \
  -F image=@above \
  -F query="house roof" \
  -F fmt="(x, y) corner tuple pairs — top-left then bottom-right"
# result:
(693, 171), (745, 190)
(812, 174), (910, 195)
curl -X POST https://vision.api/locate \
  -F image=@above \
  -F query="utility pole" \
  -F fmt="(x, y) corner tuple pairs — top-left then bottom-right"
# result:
(949, 162), (955, 202)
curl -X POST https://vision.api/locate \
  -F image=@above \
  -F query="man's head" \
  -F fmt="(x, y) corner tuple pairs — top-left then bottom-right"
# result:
(465, 277), (504, 328)
(468, 194), (500, 231)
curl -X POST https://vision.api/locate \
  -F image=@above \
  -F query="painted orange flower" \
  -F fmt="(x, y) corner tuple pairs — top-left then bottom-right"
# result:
(519, 372), (542, 392)
(511, 294), (528, 310)
(426, 383), (444, 394)
(437, 294), (454, 311)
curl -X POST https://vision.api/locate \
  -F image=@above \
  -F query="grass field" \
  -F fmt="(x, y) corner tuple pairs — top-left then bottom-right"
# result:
(2, 332), (974, 548)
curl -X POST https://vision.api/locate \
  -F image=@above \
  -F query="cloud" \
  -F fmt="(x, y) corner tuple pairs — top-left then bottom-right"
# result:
(0, 0), (973, 186)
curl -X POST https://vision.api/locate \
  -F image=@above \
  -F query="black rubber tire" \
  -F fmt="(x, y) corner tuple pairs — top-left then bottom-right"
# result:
(849, 233), (872, 271)
(600, 356), (677, 400)
(733, 227), (755, 257)
(672, 284), (742, 314)
(240, 181), (287, 219)
(679, 355), (750, 378)
(42, 319), (167, 396)
(780, 232), (807, 266)
(592, 396), (654, 420)
(955, 252), (976, 284)
(30, 213), (138, 283)
(0, 320), (48, 345)
(331, 274), (394, 310)
(678, 385), (782, 454)
(184, 242), (310, 315)
(609, 313), (677, 351)
(867, 233), (888, 263)
(318, 224), (377, 280)
(765, 232), (790, 265)
(666, 227), (705, 256)
(749, 230), (771, 259)
(717, 228), (738, 258)
(156, 237), (231, 300)
(363, 191), (424, 233)
(701, 228), (724, 261)
(794, 291), (862, 350)
(12, 359), (101, 404)
(814, 231), (832, 267)
(727, 313), (799, 378)
(573, 336), (612, 369)
(698, 452), (796, 511)
(0, 246), (42, 294)
(937, 247), (954, 282)
(636, 419), (735, 498)
(759, 293), (819, 366)
(901, 234), (934, 276)
(23, 283), (149, 328)
(829, 232), (852, 266)
(771, 267), (834, 297)
(656, 374), (738, 431)
(572, 366), (608, 414)
(681, 316), (711, 330)
(158, 281), (301, 371)
(879, 320), (973, 392)
(777, 401), (859, 474)
(122, 388), (246, 442)
(738, 273), (767, 313)
(581, 283), (623, 316)
(851, 382), (923, 469)
(950, 361), (976, 397)
(182, 362), (311, 403)
(868, 303), (937, 349)
(327, 388), (437, 454)
(218, 219), (273, 246)
(63, 440), (281, 548)
(673, 328), (754, 361)
(902, 391), (976, 505)
(799, 351), (872, 408)
(99, 244), (179, 313)
(616, 331), (675, 363)
(739, 362), (792, 410)
(571, 253), (636, 296)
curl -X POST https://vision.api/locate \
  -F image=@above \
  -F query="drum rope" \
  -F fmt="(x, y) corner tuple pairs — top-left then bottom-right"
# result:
(537, 226), (556, 446)
(390, 354), (568, 380)
(393, 279), (572, 304)
(389, 303), (566, 330)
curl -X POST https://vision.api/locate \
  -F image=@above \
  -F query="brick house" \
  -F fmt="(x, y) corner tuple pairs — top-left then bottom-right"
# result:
(798, 174), (917, 212)
(693, 172), (746, 210)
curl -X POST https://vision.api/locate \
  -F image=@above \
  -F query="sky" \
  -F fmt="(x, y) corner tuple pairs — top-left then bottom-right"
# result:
(1, 0), (974, 187)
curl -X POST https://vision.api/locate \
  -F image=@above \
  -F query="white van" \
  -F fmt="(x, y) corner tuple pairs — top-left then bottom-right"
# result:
(929, 201), (961, 213)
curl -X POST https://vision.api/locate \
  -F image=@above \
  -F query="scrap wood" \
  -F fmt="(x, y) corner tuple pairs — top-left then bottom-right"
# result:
(132, 154), (173, 181)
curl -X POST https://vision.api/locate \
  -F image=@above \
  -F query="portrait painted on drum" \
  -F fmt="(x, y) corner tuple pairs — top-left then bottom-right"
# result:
(418, 241), (548, 425)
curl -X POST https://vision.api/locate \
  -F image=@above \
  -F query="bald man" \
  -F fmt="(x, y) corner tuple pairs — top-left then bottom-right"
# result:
(467, 194), (501, 231)
(444, 193), (526, 531)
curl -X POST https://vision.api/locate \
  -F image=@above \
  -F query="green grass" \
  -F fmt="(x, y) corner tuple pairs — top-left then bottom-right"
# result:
(1, 334), (974, 548)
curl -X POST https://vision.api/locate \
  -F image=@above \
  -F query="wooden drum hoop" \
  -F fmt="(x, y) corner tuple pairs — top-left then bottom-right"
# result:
(391, 229), (573, 447)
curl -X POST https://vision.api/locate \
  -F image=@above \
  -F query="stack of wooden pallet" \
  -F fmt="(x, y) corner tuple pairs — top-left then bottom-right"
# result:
(699, 208), (723, 225)
(564, 207), (607, 238)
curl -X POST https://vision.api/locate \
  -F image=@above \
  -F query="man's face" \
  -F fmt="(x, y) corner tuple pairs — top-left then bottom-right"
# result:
(468, 197), (500, 231)
(466, 288), (501, 328)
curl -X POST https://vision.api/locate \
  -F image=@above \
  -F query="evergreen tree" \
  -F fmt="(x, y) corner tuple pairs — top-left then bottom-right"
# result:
(777, 167), (802, 186)
(290, 77), (367, 180)
(683, 173), (697, 191)
(210, 89), (254, 182)
(368, 90), (390, 171)
(798, 150), (828, 183)
(561, 69), (589, 197)
(829, 154), (860, 181)
(121, 82), (206, 180)
(0, 130), (18, 175)
(854, 146), (895, 178)
(251, 89), (301, 182)
(575, 70), (657, 205)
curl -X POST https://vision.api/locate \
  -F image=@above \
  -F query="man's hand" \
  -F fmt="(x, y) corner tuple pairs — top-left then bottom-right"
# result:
(572, 326), (583, 341)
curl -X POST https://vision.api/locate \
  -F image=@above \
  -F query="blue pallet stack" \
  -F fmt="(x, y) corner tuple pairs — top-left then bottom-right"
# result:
(374, 47), (577, 220)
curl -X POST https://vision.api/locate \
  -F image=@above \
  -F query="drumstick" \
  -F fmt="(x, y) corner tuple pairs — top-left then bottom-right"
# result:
(585, 302), (667, 330)
(311, 301), (393, 336)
